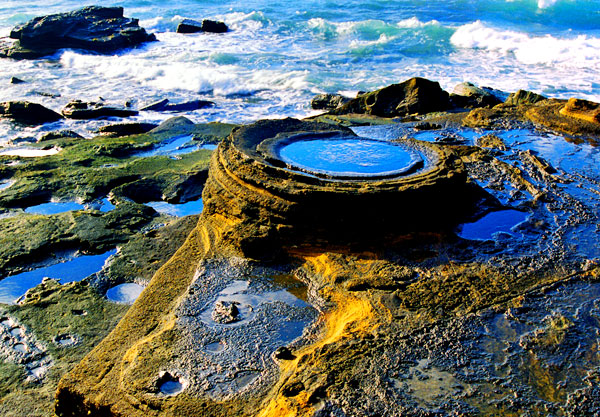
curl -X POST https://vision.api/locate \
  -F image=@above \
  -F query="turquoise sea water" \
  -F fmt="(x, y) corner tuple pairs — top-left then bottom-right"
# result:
(0, 0), (599, 141)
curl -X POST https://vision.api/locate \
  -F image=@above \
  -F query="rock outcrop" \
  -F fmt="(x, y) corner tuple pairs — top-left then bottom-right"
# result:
(331, 77), (451, 118)
(140, 99), (215, 112)
(0, 101), (63, 125)
(1, 6), (156, 59)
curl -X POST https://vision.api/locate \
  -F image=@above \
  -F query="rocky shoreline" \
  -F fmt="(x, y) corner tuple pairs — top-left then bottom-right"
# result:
(0, 6), (599, 417)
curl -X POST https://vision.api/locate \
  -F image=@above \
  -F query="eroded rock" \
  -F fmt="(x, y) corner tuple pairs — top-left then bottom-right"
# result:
(311, 93), (351, 110)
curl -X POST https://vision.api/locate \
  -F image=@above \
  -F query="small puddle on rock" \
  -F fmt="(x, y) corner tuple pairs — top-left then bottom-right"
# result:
(158, 372), (186, 396)
(106, 283), (145, 304)
(458, 209), (529, 241)
(0, 249), (117, 304)
(205, 341), (227, 353)
(54, 334), (78, 347)
(13, 343), (27, 353)
(0, 179), (14, 191)
(146, 198), (203, 217)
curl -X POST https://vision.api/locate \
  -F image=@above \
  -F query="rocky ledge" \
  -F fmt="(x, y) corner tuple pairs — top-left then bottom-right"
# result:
(0, 6), (156, 59)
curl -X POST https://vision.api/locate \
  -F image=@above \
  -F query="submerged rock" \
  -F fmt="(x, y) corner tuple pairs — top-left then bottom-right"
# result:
(61, 100), (138, 120)
(1, 6), (156, 59)
(332, 77), (451, 118)
(177, 19), (229, 34)
(310, 93), (351, 110)
(211, 300), (240, 324)
(0, 101), (63, 125)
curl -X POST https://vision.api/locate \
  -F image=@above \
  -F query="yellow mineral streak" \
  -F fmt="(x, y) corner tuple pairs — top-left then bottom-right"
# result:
(258, 254), (379, 417)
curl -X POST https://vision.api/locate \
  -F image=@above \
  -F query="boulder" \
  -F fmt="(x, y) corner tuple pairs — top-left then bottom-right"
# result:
(97, 122), (158, 137)
(450, 82), (503, 109)
(10, 77), (25, 84)
(0, 101), (63, 125)
(177, 19), (229, 34)
(1, 6), (156, 59)
(61, 100), (138, 120)
(331, 77), (451, 118)
(311, 93), (351, 110)
(505, 90), (547, 106)
(140, 98), (215, 112)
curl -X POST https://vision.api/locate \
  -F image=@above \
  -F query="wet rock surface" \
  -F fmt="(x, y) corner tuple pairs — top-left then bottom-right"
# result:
(1, 6), (156, 59)
(0, 77), (599, 416)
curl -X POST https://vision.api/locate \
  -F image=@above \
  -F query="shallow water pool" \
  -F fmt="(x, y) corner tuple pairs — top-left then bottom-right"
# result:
(278, 137), (423, 178)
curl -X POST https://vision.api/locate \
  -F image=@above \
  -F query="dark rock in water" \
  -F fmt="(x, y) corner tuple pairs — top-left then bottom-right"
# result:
(450, 82), (503, 109)
(311, 93), (351, 110)
(0, 101), (63, 125)
(141, 98), (215, 112)
(413, 122), (442, 130)
(39, 130), (84, 142)
(61, 100), (138, 120)
(140, 99), (170, 112)
(1, 6), (156, 59)
(211, 300), (240, 324)
(505, 90), (547, 106)
(201, 19), (229, 33)
(177, 19), (229, 34)
(10, 77), (25, 84)
(97, 123), (158, 138)
(332, 77), (451, 118)
(30, 91), (61, 99)
(177, 19), (203, 34)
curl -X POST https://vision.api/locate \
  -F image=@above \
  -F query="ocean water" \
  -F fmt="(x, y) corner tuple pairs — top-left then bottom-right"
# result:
(0, 0), (599, 142)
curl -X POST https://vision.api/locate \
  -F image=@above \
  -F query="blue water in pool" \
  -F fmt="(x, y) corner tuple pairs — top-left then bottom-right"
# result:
(279, 138), (422, 177)
(0, 249), (117, 304)
(1, 1), (599, 143)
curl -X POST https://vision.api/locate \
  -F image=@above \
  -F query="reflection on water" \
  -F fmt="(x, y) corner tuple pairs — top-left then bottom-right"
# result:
(146, 198), (203, 217)
(133, 135), (216, 158)
(278, 137), (423, 177)
(0, 147), (60, 157)
(24, 198), (115, 215)
(0, 249), (116, 304)
(458, 210), (529, 241)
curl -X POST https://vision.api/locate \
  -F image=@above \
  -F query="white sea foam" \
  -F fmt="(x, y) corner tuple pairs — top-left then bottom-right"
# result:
(451, 21), (600, 69)
(397, 17), (441, 29)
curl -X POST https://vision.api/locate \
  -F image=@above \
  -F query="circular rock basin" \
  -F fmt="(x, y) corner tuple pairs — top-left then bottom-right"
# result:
(276, 135), (423, 178)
